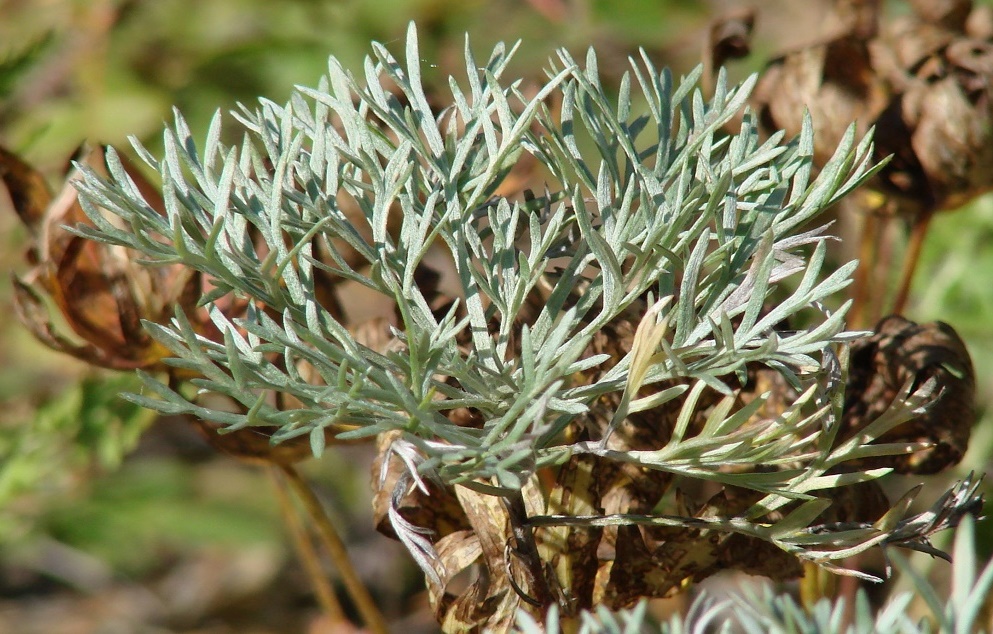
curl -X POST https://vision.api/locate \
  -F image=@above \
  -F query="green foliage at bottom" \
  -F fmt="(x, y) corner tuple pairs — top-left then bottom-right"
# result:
(0, 374), (153, 543)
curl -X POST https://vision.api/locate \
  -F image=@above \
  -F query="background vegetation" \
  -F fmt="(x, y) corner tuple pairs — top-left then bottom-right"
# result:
(1, 0), (990, 632)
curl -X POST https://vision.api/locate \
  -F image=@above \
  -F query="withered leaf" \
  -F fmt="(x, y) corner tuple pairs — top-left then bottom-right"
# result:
(873, 37), (993, 211)
(911, 0), (973, 30)
(3, 143), (200, 370)
(841, 315), (975, 474)
(444, 485), (526, 632)
(427, 529), (485, 626)
(535, 453), (602, 617)
(750, 1), (993, 215)
(372, 431), (472, 542)
(754, 34), (884, 166)
(597, 487), (805, 609)
(0, 145), (52, 232)
(704, 8), (755, 93)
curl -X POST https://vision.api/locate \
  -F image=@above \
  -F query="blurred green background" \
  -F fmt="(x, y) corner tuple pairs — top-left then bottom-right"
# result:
(0, 0), (990, 632)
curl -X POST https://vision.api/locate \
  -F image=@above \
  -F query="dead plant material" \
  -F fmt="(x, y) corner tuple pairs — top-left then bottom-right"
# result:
(841, 315), (975, 474)
(747, 0), (993, 213)
(703, 8), (755, 94)
(372, 295), (977, 628)
(1, 144), (355, 464)
(2, 144), (200, 371)
(720, 0), (993, 316)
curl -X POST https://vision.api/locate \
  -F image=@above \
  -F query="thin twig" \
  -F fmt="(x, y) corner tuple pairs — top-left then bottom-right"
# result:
(850, 207), (879, 329)
(505, 491), (553, 607)
(279, 463), (390, 634)
(268, 466), (346, 622)
(891, 209), (934, 316)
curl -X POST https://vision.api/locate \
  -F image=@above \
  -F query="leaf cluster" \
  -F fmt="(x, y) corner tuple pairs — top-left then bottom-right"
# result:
(69, 22), (980, 586)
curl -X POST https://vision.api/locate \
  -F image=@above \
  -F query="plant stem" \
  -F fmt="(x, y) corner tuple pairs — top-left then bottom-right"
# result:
(891, 208), (933, 316)
(505, 490), (553, 608)
(279, 464), (389, 634)
(851, 205), (879, 329)
(269, 466), (346, 622)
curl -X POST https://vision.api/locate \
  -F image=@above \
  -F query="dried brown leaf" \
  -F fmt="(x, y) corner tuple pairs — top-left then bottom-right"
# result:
(841, 315), (975, 474)
(0, 145), (52, 233)
(2, 144), (200, 371)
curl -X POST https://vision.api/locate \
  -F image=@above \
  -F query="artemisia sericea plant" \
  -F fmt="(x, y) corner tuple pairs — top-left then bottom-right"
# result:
(63, 23), (981, 632)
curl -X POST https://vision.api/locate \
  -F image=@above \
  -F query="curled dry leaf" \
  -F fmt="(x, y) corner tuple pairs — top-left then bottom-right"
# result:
(1, 144), (200, 371)
(1, 145), (355, 464)
(873, 34), (993, 212)
(752, 24), (886, 167)
(373, 430), (545, 629)
(910, 0), (973, 31)
(0, 146), (50, 229)
(841, 315), (975, 474)
(704, 8), (756, 94)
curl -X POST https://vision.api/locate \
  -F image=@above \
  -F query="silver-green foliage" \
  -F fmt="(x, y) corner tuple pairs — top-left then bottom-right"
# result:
(72, 23), (978, 570)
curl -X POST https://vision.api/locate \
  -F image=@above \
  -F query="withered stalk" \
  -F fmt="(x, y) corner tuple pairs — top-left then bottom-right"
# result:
(505, 491), (555, 609)
(892, 209), (935, 316)
(851, 208), (881, 328)
(873, 216), (899, 322)
(279, 464), (389, 634)
(268, 466), (346, 622)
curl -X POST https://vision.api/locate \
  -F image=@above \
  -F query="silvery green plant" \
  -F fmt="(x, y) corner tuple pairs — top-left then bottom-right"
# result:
(72, 21), (981, 603)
